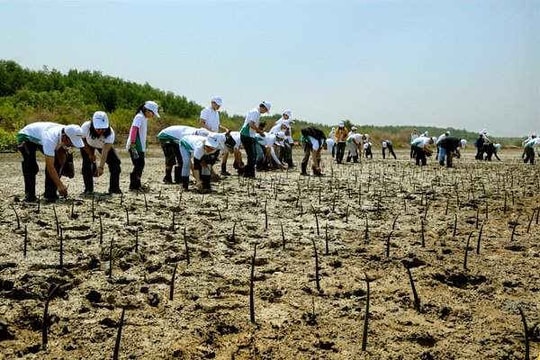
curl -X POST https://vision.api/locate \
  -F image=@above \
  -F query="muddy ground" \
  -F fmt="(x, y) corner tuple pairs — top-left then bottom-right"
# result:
(0, 148), (538, 360)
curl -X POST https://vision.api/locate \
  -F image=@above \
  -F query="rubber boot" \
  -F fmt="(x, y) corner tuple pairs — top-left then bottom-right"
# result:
(221, 163), (231, 176)
(181, 176), (189, 191)
(163, 168), (173, 184)
(174, 166), (181, 184)
(129, 172), (141, 191)
(200, 175), (212, 193)
(301, 162), (308, 176)
(353, 156), (359, 163)
(23, 174), (37, 202)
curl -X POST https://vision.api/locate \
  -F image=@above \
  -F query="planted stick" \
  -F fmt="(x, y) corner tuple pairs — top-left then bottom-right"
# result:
(475, 207), (480, 229)
(536, 207), (539, 225)
(91, 195), (95, 222)
(143, 192), (148, 212)
(134, 229), (139, 253)
(231, 221), (236, 243)
(324, 222), (329, 255)
(311, 237), (321, 292)
(518, 307), (530, 360)
(170, 211), (176, 232)
(264, 201), (268, 231)
(485, 199), (489, 220)
(503, 191), (507, 213)
(392, 215), (399, 230)
(312, 206), (320, 236)
(452, 213), (458, 238)
(420, 218), (425, 248)
(70, 200), (76, 219)
(59, 226), (64, 269)
(99, 215), (103, 246)
(120, 192), (124, 206)
(42, 283), (59, 350)
(463, 231), (473, 271)
(112, 308), (126, 360)
(385, 231), (393, 257)
(345, 205), (349, 223)
(23, 224), (28, 258)
(361, 276), (371, 351)
(36, 197), (40, 214)
(281, 222), (286, 250)
(10, 204), (20, 230)
(53, 205), (60, 236)
(476, 222), (484, 255)
(510, 223), (518, 242)
(125, 206), (129, 226)
(526, 211), (534, 233)
(405, 265), (421, 312)
(217, 206), (222, 221)
(364, 217), (369, 243)
(169, 263), (178, 301)
(109, 236), (114, 279)
(183, 227), (190, 265)
(249, 243), (258, 324)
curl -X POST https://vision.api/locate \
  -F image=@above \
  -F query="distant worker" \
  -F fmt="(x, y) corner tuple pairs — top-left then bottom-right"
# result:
(300, 126), (326, 176)
(438, 137), (466, 168)
(240, 101), (271, 178)
(411, 135), (434, 166)
(199, 96), (227, 133)
(523, 136), (540, 165)
(334, 121), (349, 164)
(381, 139), (397, 159)
(345, 126), (362, 163)
(126, 101), (160, 191)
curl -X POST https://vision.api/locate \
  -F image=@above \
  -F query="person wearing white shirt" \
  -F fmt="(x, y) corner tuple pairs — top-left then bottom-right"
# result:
(221, 131), (244, 175)
(300, 127), (326, 176)
(523, 136), (540, 165)
(411, 136), (434, 166)
(410, 129), (419, 158)
(179, 134), (220, 192)
(157, 125), (209, 183)
(200, 96), (227, 133)
(126, 101), (160, 191)
(17, 122), (84, 202)
(240, 101), (271, 178)
(255, 131), (287, 170)
(80, 111), (121, 195)
(382, 139), (397, 159)
(345, 127), (362, 163)
(269, 110), (295, 167)
(436, 131), (450, 163)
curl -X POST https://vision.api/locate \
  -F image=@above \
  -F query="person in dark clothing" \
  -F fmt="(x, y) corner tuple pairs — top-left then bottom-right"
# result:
(438, 137), (466, 168)
(300, 127), (326, 176)
(382, 139), (397, 159)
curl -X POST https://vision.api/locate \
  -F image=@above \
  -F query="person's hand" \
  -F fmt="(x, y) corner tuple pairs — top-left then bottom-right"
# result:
(96, 165), (105, 177)
(58, 183), (68, 197)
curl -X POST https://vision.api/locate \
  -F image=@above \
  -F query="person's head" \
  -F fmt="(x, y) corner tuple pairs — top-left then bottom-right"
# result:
(137, 101), (160, 118)
(351, 126), (357, 132)
(282, 109), (292, 120)
(532, 133), (537, 139)
(445, 131), (450, 136)
(259, 101), (272, 114)
(90, 111), (112, 139)
(204, 135), (219, 154)
(338, 121), (345, 128)
(258, 121), (266, 131)
(62, 125), (84, 148)
(460, 139), (467, 148)
(211, 96), (223, 110)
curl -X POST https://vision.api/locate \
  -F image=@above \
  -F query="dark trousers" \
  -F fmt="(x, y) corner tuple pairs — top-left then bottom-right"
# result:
(18, 142), (63, 200)
(301, 142), (312, 174)
(524, 147), (535, 164)
(410, 145), (416, 159)
(129, 150), (145, 190)
(414, 146), (426, 166)
(161, 142), (182, 168)
(81, 147), (121, 193)
(241, 135), (256, 178)
(383, 145), (397, 159)
(336, 142), (346, 163)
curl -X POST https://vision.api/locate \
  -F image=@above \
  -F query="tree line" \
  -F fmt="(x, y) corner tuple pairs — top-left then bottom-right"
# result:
(0, 60), (518, 151)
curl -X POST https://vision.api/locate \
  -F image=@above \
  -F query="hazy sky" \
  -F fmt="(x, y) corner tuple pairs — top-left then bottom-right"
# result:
(1, 0), (538, 136)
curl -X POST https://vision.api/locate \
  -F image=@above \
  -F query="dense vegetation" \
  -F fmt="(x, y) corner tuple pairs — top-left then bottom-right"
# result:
(0, 60), (519, 151)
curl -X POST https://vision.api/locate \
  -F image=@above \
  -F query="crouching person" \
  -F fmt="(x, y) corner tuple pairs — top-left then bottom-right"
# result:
(157, 125), (209, 184)
(300, 126), (326, 176)
(438, 137), (466, 168)
(80, 111), (122, 195)
(179, 134), (220, 192)
(17, 122), (84, 202)
(221, 131), (244, 175)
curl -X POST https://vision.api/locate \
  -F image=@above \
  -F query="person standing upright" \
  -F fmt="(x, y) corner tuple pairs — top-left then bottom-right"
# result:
(200, 96), (228, 133)
(240, 101), (271, 178)
(334, 121), (349, 164)
(126, 101), (160, 191)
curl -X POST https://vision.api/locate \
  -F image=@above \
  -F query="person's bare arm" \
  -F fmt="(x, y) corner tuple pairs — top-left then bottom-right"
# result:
(45, 156), (67, 196)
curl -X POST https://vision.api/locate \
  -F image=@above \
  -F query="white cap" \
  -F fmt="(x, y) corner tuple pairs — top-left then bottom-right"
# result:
(282, 109), (292, 118)
(338, 121), (344, 127)
(460, 139), (467, 147)
(494, 143), (502, 149)
(204, 134), (219, 148)
(92, 111), (109, 129)
(144, 101), (160, 118)
(260, 101), (272, 113)
(64, 125), (84, 148)
(276, 131), (286, 140)
(211, 96), (223, 106)
(351, 126), (357, 131)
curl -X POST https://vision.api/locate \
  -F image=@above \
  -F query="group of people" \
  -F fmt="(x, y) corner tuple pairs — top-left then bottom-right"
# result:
(16, 99), (301, 201)
(409, 129), (468, 167)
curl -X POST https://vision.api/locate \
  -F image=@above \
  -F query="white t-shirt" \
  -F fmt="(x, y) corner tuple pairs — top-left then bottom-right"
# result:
(256, 132), (278, 147)
(180, 135), (208, 160)
(125, 112), (148, 152)
(157, 125), (203, 142)
(18, 122), (64, 156)
(229, 131), (241, 150)
(347, 133), (362, 144)
(240, 108), (261, 137)
(81, 121), (115, 149)
(200, 107), (220, 132)
(412, 136), (431, 148)
(436, 133), (447, 145)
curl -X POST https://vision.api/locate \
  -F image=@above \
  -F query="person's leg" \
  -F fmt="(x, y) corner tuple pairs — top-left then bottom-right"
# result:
(180, 147), (191, 190)
(81, 148), (95, 193)
(129, 150), (145, 190)
(161, 142), (175, 183)
(105, 148), (122, 193)
(389, 145), (397, 159)
(221, 148), (231, 175)
(301, 142), (311, 175)
(44, 149), (66, 201)
(19, 142), (39, 201)
(241, 135), (256, 178)
(446, 151), (453, 168)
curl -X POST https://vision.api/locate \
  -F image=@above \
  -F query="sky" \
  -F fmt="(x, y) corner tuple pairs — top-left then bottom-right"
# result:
(0, 0), (538, 137)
